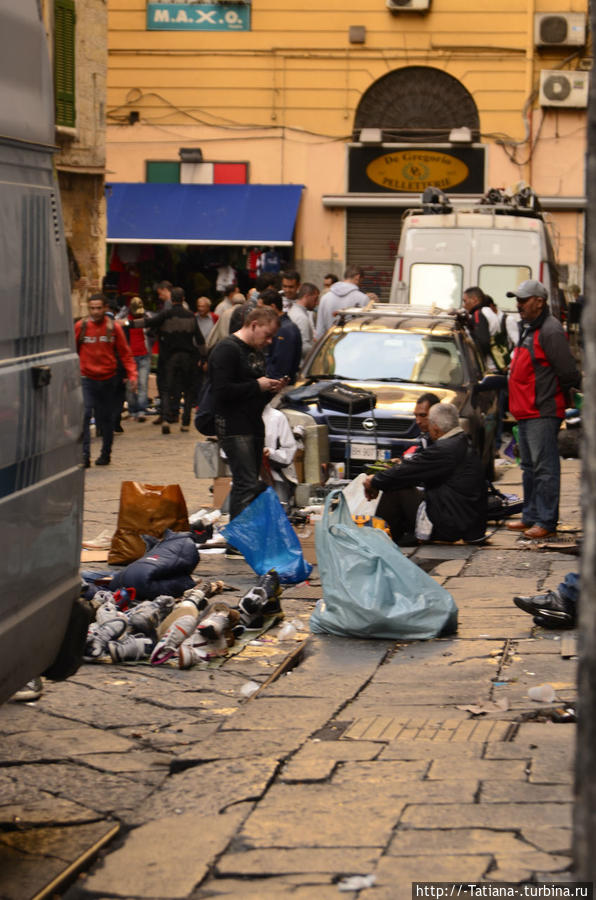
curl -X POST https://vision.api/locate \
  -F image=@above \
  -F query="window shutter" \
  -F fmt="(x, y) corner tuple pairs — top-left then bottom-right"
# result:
(55, 0), (76, 128)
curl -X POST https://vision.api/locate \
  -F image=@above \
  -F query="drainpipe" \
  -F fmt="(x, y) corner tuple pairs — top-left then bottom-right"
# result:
(525, 0), (535, 185)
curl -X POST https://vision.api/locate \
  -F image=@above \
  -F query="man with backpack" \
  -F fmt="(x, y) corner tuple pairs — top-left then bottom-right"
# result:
(76, 293), (137, 467)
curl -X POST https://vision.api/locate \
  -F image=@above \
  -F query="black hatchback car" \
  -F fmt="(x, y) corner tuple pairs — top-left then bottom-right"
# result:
(279, 304), (498, 478)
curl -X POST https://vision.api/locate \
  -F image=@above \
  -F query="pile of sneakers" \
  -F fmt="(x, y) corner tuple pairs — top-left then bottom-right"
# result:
(83, 592), (175, 663)
(237, 570), (283, 629)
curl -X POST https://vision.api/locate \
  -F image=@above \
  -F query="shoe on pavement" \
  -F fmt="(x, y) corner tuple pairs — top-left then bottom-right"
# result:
(153, 416), (163, 425)
(95, 455), (110, 466)
(506, 520), (532, 532)
(137, 415), (146, 423)
(150, 613), (199, 665)
(114, 424), (124, 434)
(83, 456), (90, 469)
(161, 424), (170, 435)
(180, 425), (190, 432)
(514, 590), (576, 626)
(84, 618), (127, 660)
(82, 528), (113, 550)
(523, 525), (556, 540)
(96, 597), (128, 625)
(178, 642), (208, 669)
(109, 633), (154, 663)
(11, 677), (43, 702)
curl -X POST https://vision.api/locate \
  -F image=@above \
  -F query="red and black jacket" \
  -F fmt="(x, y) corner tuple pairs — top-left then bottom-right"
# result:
(508, 309), (580, 421)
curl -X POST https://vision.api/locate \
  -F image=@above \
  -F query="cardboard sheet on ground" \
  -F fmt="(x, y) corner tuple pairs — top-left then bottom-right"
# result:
(87, 612), (283, 670)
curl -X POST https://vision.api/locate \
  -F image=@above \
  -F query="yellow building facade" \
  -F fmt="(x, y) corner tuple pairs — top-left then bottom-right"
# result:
(106, 0), (589, 299)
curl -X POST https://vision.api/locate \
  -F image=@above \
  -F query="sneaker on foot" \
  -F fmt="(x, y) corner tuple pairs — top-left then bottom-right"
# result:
(11, 677), (43, 702)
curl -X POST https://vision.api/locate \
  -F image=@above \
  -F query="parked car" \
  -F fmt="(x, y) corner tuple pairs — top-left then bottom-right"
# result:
(279, 304), (498, 479)
(0, 1), (87, 702)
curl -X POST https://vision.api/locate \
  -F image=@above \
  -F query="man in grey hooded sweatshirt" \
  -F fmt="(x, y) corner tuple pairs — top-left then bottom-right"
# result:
(314, 265), (370, 339)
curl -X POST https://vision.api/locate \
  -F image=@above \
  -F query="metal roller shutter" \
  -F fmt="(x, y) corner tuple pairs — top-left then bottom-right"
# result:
(346, 207), (408, 302)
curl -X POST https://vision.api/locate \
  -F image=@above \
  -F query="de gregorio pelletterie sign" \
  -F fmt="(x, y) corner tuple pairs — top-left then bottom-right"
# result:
(348, 146), (485, 194)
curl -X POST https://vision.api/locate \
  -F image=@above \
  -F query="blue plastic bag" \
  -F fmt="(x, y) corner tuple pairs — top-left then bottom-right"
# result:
(222, 487), (312, 584)
(310, 490), (458, 640)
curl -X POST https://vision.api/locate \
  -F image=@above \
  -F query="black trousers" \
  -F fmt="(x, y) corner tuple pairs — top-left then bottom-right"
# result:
(376, 487), (423, 542)
(163, 351), (197, 425)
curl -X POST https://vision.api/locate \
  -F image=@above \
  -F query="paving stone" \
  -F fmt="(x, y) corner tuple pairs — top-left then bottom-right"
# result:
(0, 794), (103, 828)
(0, 845), (70, 900)
(219, 696), (338, 733)
(4, 764), (158, 821)
(520, 826), (573, 854)
(115, 719), (223, 753)
(529, 748), (574, 784)
(362, 855), (490, 900)
(430, 559), (467, 577)
(401, 802), (572, 829)
(280, 758), (336, 782)
(412, 544), (474, 561)
(293, 739), (383, 762)
(428, 758), (527, 781)
(482, 743), (534, 760)
(174, 730), (306, 767)
(480, 782), (573, 803)
(216, 846), (381, 876)
(136, 757), (279, 823)
(0, 704), (72, 735)
(77, 808), (246, 899)
(462, 551), (566, 580)
(76, 750), (171, 774)
(514, 722), (577, 746)
(379, 742), (484, 761)
(442, 575), (541, 601)
(240, 782), (405, 848)
(0, 728), (134, 763)
(197, 877), (356, 899)
(387, 828), (526, 856)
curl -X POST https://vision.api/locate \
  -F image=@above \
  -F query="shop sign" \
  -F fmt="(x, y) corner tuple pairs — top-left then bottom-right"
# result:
(147, 2), (250, 31)
(348, 146), (485, 194)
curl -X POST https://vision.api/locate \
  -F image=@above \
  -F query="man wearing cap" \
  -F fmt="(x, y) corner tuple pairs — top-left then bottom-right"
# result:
(506, 280), (580, 539)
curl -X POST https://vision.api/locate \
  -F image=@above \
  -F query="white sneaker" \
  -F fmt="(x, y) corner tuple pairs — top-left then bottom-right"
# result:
(82, 529), (113, 550)
(11, 677), (43, 702)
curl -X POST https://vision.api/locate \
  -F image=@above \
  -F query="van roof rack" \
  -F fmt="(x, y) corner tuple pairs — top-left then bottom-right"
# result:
(411, 183), (545, 221)
(337, 303), (454, 319)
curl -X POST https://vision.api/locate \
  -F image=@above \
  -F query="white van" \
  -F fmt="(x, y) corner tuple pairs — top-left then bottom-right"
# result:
(389, 188), (561, 316)
(0, 3), (86, 701)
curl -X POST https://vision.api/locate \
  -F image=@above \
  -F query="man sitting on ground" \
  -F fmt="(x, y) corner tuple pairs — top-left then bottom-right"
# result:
(363, 402), (486, 545)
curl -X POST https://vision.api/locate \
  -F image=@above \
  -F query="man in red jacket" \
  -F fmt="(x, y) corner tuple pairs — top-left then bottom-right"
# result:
(505, 280), (580, 539)
(76, 293), (137, 467)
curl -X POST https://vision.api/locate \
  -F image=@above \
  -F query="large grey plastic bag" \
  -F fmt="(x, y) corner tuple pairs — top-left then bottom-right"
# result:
(310, 490), (458, 640)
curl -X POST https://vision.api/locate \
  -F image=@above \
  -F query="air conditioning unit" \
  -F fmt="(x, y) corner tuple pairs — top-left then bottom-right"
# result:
(539, 69), (589, 108)
(386, 0), (430, 12)
(534, 13), (586, 48)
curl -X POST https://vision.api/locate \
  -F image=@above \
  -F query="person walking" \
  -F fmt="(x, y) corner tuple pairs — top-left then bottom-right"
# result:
(75, 293), (137, 467)
(209, 307), (284, 520)
(315, 265), (369, 339)
(505, 280), (580, 539)
(126, 297), (151, 422)
(145, 287), (205, 434)
(260, 289), (302, 384)
(288, 282), (319, 364)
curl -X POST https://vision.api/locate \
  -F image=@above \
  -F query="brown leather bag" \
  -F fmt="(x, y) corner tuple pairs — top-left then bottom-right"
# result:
(108, 482), (190, 565)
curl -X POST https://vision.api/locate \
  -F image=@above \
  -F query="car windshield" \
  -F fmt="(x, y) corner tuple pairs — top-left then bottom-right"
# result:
(307, 330), (464, 387)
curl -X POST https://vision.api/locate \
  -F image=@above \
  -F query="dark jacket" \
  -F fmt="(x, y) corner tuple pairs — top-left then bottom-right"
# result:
(109, 530), (199, 600)
(146, 303), (205, 360)
(266, 313), (302, 383)
(371, 430), (486, 542)
(209, 335), (269, 436)
(467, 305), (491, 358)
(508, 308), (580, 420)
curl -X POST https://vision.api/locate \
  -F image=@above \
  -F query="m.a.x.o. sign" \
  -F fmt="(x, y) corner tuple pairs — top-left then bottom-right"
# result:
(147, 2), (250, 31)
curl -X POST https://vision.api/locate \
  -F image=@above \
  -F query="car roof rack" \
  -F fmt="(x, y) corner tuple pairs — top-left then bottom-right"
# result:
(406, 183), (545, 222)
(337, 303), (454, 318)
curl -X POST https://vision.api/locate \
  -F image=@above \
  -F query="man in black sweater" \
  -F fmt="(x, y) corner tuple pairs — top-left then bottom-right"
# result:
(364, 402), (486, 545)
(209, 306), (285, 519)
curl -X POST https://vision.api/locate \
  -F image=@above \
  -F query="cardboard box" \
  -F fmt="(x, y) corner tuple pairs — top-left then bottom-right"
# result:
(295, 526), (317, 565)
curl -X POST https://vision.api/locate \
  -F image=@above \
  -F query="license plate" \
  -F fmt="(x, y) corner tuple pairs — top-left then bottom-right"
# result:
(351, 443), (377, 460)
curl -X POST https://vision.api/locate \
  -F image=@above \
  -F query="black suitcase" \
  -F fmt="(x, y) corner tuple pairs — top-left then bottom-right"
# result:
(318, 382), (376, 415)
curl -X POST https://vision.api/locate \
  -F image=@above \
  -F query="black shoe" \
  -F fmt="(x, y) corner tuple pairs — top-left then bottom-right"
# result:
(396, 532), (419, 547)
(161, 424), (170, 435)
(95, 455), (111, 466)
(114, 424), (124, 434)
(153, 417), (163, 426)
(514, 590), (576, 626)
(83, 456), (90, 469)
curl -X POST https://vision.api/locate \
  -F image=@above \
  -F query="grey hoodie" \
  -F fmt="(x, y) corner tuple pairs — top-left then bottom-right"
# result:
(314, 281), (369, 338)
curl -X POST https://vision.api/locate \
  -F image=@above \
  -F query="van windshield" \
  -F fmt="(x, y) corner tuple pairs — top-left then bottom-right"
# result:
(479, 265), (531, 313)
(307, 331), (464, 387)
(409, 263), (463, 310)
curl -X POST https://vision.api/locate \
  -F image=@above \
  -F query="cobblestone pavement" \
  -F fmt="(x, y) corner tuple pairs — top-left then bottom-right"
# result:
(0, 416), (582, 899)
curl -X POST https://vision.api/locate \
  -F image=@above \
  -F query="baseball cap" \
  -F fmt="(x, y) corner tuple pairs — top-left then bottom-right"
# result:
(506, 280), (548, 300)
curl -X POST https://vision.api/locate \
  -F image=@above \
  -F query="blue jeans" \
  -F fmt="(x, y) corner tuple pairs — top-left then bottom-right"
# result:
(82, 375), (118, 460)
(517, 416), (561, 531)
(127, 354), (150, 416)
(218, 431), (264, 520)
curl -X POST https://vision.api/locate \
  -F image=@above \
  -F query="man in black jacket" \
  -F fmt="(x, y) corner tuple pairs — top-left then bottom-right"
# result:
(363, 403), (486, 545)
(145, 287), (205, 434)
(209, 307), (285, 519)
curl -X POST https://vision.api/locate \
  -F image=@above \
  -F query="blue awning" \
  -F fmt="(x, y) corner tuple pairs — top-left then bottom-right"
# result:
(106, 183), (303, 246)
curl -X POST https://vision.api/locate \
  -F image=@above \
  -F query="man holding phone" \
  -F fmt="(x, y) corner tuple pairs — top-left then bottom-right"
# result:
(209, 307), (285, 520)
